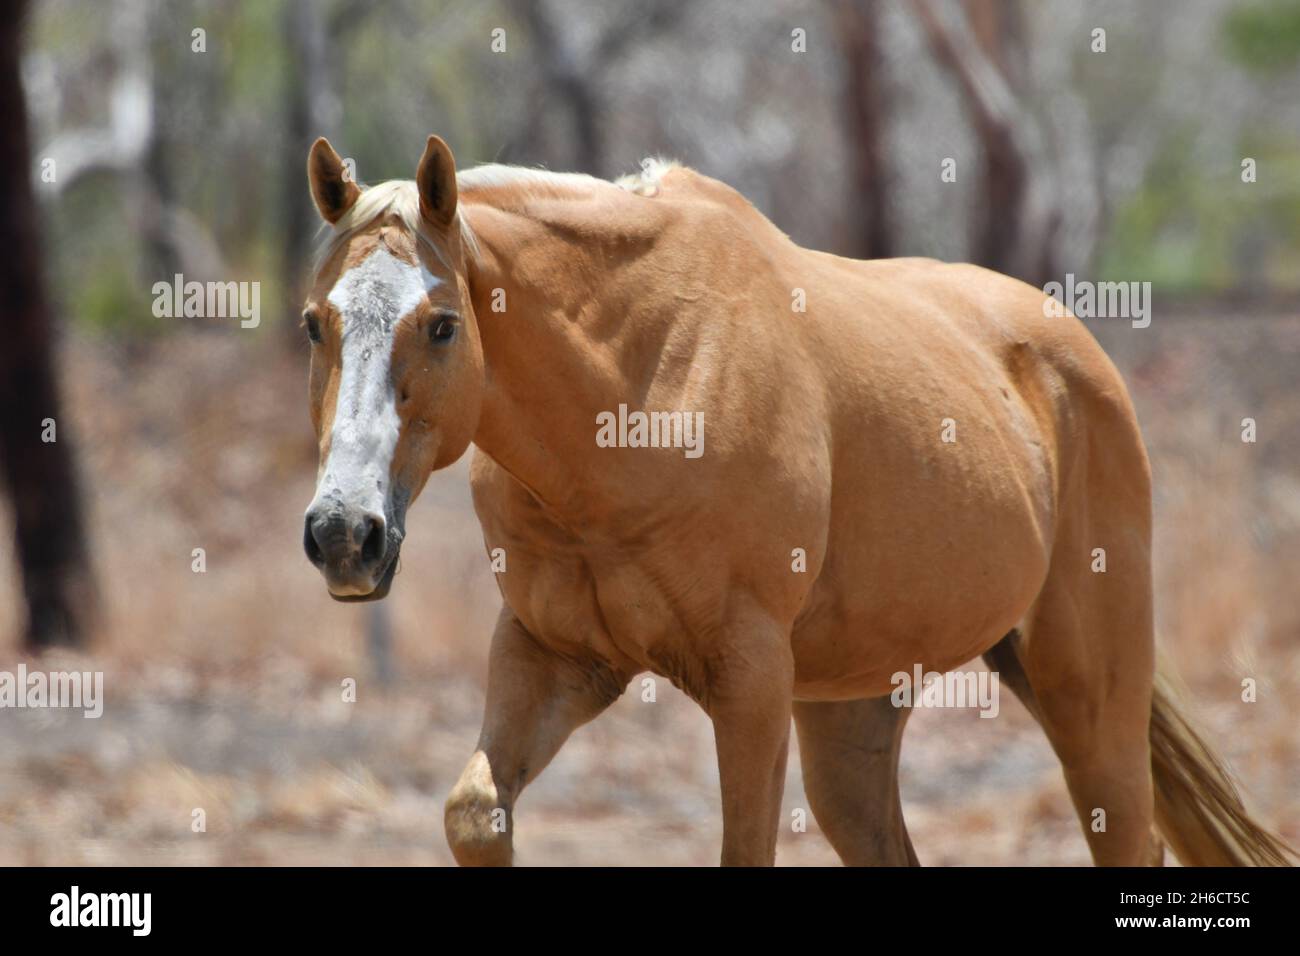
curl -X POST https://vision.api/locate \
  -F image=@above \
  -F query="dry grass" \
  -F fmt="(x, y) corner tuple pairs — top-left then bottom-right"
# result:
(0, 311), (1295, 865)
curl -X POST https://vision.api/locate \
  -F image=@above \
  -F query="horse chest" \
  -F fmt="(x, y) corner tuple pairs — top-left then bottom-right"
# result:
(474, 522), (673, 689)
(473, 453), (746, 682)
(491, 541), (716, 707)
(510, 547), (702, 672)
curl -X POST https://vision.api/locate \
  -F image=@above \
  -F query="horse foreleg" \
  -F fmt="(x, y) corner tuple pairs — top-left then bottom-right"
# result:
(793, 695), (919, 865)
(444, 606), (626, 866)
(705, 604), (795, 866)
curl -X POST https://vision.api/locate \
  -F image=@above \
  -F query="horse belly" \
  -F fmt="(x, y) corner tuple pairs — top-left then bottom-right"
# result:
(792, 524), (1048, 700)
(791, 404), (1054, 700)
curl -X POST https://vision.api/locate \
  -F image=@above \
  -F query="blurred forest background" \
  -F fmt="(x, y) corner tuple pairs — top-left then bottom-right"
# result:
(0, 0), (1297, 865)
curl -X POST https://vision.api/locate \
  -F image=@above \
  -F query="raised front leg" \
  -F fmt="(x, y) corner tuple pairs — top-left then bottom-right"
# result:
(444, 607), (626, 866)
(705, 604), (795, 866)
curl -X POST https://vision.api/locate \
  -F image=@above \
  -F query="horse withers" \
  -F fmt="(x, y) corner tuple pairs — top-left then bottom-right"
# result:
(300, 134), (1291, 866)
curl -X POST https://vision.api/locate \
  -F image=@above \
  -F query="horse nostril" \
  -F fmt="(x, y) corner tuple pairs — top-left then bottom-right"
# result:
(304, 514), (326, 567)
(305, 506), (385, 575)
(361, 514), (386, 568)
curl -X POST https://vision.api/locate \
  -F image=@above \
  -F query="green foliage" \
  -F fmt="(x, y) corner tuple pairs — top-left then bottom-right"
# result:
(75, 258), (162, 337)
(1101, 133), (1300, 295)
(1223, 0), (1300, 74)
(29, 0), (1300, 332)
(48, 174), (161, 336)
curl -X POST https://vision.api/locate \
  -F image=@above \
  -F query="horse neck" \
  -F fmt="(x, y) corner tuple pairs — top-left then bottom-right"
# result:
(462, 191), (660, 514)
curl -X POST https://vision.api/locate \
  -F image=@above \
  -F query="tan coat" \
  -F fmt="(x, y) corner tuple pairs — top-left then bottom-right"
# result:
(303, 136), (1291, 867)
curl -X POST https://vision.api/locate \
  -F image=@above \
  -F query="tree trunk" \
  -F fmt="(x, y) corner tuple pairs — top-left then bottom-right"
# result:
(0, 0), (96, 649)
(515, 0), (605, 175)
(837, 0), (893, 259)
(960, 0), (1032, 276)
(283, 0), (333, 342)
(910, 0), (1058, 284)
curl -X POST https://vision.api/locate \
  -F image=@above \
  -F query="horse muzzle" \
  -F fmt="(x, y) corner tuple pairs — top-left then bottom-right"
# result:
(303, 500), (400, 601)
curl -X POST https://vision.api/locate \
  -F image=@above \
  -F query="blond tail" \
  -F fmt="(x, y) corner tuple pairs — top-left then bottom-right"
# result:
(1150, 666), (1294, 866)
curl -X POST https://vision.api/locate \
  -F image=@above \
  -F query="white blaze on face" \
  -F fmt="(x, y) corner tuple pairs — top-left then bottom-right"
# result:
(309, 246), (442, 518)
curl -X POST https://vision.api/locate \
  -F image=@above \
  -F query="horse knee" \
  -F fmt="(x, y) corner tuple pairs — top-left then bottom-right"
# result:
(444, 752), (513, 866)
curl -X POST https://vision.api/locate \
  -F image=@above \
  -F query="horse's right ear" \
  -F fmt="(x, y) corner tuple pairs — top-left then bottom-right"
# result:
(308, 137), (361, 224)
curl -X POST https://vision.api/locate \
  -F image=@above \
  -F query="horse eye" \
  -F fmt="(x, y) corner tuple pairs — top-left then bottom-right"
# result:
(430, 313), (458, 344)
(304, 312), (322, 344)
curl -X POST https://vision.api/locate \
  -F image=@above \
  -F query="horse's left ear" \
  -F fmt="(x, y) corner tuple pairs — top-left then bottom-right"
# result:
(416, 135), (458, 229)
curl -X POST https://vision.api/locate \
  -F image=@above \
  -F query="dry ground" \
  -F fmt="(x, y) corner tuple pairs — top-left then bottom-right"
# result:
(0, 309), (1296, 865)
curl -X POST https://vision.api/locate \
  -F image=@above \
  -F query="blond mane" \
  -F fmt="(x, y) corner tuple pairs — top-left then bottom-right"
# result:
(314, 158), (680, 275)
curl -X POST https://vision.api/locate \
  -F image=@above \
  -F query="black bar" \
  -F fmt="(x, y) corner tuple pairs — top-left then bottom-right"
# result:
(2, 866), (1291, 941)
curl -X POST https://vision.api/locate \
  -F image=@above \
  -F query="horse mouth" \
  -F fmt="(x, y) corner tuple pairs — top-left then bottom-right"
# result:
(329, 547), (400, 603)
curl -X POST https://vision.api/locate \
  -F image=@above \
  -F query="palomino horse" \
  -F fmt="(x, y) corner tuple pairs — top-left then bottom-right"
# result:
(301, 135), (1290, 866)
